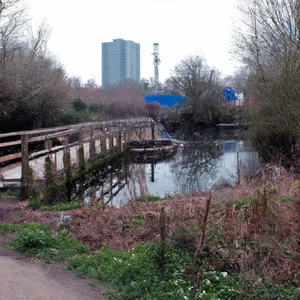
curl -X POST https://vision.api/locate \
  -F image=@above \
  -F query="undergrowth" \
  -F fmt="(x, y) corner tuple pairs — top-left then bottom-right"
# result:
(8, 226), (88, 262)
(136, 195), (163, 202)
(28, 196), (85, 211)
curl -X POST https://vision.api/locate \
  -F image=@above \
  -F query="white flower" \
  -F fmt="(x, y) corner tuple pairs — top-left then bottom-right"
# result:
(203, 279), (212, 286)
(221, 272), (228, 277)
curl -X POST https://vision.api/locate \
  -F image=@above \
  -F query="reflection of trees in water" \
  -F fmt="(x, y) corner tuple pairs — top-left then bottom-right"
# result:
(125, 164), (149, 200)
(75, 156), (131, 204)
(171, 138), (221, 192)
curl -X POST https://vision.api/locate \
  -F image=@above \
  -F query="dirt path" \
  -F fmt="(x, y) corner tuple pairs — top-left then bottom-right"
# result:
(0, 248), (107, 300)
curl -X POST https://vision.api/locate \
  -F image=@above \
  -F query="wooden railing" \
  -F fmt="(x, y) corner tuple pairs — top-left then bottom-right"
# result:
(0, 117), (154, 196)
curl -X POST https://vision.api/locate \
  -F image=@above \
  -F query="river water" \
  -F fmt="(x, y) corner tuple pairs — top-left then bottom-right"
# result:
(93, 127), (261, 207)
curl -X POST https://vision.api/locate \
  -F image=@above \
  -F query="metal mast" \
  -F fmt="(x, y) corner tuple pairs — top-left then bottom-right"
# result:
(152, 43), (160, 91)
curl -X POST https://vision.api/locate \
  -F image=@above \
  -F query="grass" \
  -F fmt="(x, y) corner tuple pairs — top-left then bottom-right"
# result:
(0, 223), (46, 233)
(67, 242), (297, 300)
(28, 196), (85, 211)
(68, 243), (192, 299)
(136, 195), (163, 202)
(40, 202), (85, 211)
(3, 189), (20, 197)
(8, 226), (88, 262)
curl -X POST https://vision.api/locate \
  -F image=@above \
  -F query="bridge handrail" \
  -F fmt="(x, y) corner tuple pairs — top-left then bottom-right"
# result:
(0, 117), (153, 139)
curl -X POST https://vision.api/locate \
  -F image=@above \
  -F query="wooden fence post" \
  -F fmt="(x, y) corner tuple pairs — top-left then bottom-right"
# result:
(118, 131), (123, 151)
(109, 134), (114, 151)
(21, 134), (29, 198)
(89, 128), (96, 161)
(101, 137), (106, 155)
(77, 129), (85, 171)
(44, 139), (52, 150)
(151, 122), (155, 140)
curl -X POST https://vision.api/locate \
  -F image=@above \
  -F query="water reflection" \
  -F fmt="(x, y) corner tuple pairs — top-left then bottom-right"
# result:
(81, 129), (260, 207)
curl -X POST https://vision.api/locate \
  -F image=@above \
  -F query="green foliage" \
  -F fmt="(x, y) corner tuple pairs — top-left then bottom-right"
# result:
(10, 227), (54, 252)
(59, 100), (105, 125)
(72, 98), (88, 111)
(0, 223), (46, 233)
(136, 195), (163, 202)
(59, 107), (90, 125)
(88, 103), (105, 114)
(196, 271), (240, 299)
(130, 215), (146, 226)
(232, 198), (254, 210)
(4, 189), (20, 197)
(39, 201), (85, 211)
(241, 279), (297, 300)
(28, 196), (42, 210)
(10, 227), (88, 262)
(68, 243), (192, 299)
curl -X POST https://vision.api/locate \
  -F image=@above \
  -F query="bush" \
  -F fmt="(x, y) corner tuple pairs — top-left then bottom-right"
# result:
(10, 227), (54, 252)
(59, 107), (90, 125)
(9, 227), (88, 262)
(28, 196), (42, 210)
(136, 195), (162, 202)
(4, 189), (20, 197)
(71, 98), (88, 111)
(39, 201), (85, 211)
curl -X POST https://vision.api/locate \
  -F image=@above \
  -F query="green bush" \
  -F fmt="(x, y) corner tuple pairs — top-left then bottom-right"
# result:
(10, 227), (54, 252)
(40, 201), (85, 211)
(72, 98), (88, 111)
(59, 107), (90, 125)
(9, 227), (88, 262)
(0, 223), (46, 233)
(88, 103), (105, 114)
(136, 195), (163, 202)
(4, 189), (20, 196)
(28, 196), (42, 210)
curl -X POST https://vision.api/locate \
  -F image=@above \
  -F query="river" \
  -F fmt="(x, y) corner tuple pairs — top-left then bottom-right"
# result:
(86, 126), (261, 207)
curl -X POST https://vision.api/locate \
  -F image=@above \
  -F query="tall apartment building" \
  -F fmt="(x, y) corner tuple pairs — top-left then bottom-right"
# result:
(102, 39), (140, 89)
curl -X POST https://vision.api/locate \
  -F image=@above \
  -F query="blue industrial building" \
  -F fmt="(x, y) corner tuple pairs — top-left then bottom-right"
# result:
(223, 87), (244, 105)
(144, 94), (186, 108)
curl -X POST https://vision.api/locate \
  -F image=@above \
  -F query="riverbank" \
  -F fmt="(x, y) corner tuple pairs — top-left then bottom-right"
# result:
(0, 170), (300, 299)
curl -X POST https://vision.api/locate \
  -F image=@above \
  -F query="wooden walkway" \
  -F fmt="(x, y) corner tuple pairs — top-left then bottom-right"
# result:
(0, 118), (154, 195)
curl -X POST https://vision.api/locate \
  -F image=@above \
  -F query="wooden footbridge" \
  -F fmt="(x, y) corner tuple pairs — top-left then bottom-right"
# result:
(0, 118), (154, 196)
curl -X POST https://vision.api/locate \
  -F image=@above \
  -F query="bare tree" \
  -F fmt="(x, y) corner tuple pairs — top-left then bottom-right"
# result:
(234, 0), (300, 168)
(0, 1), (70, 131)
(165, 55), (224, 125)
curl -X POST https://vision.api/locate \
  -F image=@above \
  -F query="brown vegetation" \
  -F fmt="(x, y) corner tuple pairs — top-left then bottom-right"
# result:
(1, 172), (300, 286)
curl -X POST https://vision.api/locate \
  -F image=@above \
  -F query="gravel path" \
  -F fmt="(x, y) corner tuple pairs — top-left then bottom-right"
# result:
(0, 248), (107, 300)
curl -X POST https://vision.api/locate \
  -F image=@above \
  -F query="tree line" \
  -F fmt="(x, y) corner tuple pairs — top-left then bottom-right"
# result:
(0, 0), (146, 133)
(3, 0), (297, 171)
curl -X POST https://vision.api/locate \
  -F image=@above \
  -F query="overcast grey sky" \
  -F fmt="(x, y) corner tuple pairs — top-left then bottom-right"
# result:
(26, 0), (239, 85)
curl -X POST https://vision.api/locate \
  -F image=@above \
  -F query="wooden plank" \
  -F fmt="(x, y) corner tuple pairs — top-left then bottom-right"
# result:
(0, 140), (22, 148)
(29, 142), (79, 159)
(29, 129), (78, 143)
(0, 117), (151, 140)
(21, 134), (29, 198)
(0, 152), (22, 163)
(0, 178), (21, 182)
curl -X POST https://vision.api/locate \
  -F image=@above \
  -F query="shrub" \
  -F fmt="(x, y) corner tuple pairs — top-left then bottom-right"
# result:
(40, 201), (85, 211)
(28, 196), (42, 210)
(71, 98), (88, 111)
(10, 227), (88, 262)
(136, 195), (162, 202)
(10, 227), (54, 252)
(4, 189), (20, 197)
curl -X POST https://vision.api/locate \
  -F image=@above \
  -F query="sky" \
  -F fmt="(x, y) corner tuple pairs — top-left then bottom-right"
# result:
(26, 0), (240, 85)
